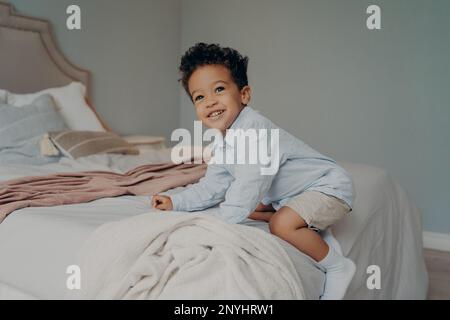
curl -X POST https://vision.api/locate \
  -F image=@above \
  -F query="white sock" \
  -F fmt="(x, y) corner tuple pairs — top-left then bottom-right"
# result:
(321, 228), (343, 255)
(318, 246), (356, 300)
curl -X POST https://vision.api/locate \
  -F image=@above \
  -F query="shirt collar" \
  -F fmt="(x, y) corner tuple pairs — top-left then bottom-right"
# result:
(229, 106), (253, 131)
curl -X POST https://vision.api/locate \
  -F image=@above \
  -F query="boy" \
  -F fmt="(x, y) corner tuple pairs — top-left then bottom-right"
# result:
(152, 43), (356, 300)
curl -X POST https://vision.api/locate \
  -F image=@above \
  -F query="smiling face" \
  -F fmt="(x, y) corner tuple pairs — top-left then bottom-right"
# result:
(188, 64), (251, 135)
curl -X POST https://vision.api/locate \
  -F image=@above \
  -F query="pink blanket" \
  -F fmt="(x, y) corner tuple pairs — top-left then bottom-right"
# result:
(0, 163), (206, 223)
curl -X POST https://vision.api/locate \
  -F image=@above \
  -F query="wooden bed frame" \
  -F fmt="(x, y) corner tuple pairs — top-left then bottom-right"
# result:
(0, 1), (109, 130)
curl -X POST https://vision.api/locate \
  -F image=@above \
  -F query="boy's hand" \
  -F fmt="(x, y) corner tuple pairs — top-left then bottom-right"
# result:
(151, 195), (173, 211)
(248, 211), (273, 222)
(255, 202), (275, 212)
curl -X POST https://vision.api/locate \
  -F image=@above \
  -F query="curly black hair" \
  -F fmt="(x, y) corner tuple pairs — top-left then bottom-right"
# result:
(179, 43), (249, 99)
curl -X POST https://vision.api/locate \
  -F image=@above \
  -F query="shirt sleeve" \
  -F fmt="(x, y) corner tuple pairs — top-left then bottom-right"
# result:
(215, 163), (277, 224)
(213, 124), (279, 224)
(168, 163), (233, 212)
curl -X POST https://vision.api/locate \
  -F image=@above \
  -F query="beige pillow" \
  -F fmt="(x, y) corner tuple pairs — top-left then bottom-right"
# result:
(46, 131), (139, 159)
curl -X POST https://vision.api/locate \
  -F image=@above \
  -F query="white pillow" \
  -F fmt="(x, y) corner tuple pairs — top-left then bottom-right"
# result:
(6, 82), (105, 132)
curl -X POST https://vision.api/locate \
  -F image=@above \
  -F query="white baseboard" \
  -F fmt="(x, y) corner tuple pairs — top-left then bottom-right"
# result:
(423, 231), (450, 252)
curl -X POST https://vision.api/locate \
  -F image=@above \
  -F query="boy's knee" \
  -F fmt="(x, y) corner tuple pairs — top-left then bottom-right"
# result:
(269, 207), (307, 238)
(269, 211), (292, 238)
(269, 221), (283, 238)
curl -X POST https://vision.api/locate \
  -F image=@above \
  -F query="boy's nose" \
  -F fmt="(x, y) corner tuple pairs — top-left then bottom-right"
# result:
(205, 98), (218, 108)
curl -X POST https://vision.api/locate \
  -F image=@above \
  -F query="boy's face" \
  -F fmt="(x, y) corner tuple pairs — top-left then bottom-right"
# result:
(188, 64), (251, 135)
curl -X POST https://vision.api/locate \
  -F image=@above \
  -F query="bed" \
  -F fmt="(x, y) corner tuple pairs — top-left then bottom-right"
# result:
(0, 2), (428, 300)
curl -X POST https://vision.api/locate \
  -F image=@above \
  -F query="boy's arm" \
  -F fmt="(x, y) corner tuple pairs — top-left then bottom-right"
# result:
(166, 163), (233, 212)
(248, 211), (273, 222)
(215, 163), (277, 224)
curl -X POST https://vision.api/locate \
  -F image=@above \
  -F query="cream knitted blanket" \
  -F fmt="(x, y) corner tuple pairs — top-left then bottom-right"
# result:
(67, 212), (305, 300)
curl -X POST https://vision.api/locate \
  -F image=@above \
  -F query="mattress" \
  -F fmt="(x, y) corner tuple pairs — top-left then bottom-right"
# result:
(0, 150), (428, 299)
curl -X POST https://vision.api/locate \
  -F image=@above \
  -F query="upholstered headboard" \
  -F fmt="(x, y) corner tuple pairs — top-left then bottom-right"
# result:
(0, 2), (91, 95)
(0, 2), (110, 130)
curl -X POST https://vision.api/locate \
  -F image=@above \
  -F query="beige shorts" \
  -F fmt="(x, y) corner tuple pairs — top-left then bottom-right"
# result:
(285, 191), (351, 231)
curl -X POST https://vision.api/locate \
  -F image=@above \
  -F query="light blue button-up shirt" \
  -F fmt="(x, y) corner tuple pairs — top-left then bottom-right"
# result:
(170, 106), (354, 224)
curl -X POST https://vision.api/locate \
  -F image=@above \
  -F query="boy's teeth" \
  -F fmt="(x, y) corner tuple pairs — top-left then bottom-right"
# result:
(210, 110), (224, 117)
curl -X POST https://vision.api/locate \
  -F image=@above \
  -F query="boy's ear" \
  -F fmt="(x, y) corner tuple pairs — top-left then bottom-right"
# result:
(240, 85), (252, 106)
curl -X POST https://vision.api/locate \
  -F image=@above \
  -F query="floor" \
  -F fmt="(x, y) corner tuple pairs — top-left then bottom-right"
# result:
(424, 249), (450, 300)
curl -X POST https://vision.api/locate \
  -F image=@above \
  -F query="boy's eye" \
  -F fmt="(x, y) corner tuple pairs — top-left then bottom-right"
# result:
(215, 86), (225, 93)
(194, 95), (204, 102)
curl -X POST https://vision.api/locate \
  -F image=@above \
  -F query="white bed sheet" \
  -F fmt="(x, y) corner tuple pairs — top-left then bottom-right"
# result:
(0, 196), (324, 300)
(0, 151), (428, 299)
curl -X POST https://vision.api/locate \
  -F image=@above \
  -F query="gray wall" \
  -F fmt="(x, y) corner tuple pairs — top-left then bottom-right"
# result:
(8, 0), (181, 139)
(180, 0), (450, 234)
(5, 0), (449, 234)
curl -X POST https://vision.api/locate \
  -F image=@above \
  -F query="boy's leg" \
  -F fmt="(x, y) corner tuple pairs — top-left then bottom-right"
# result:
(321, 228), (343, 255)
(269, 191), (355, 300)
(269, 206), (329, 261)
